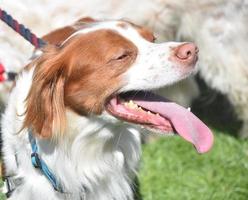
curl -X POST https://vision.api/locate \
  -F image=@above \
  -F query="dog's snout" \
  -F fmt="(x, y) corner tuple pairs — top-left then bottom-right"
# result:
(171, 43), (198, 67)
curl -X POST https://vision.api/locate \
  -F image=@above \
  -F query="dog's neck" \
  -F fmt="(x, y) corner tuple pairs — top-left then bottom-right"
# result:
(35, 111), (141, 199)
(8, 68), (142, 199)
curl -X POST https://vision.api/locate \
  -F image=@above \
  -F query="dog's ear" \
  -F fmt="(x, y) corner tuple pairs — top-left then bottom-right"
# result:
(42, 17), (98, 46)
(23, 46), (67, 139)
(42, 26), (76, 46)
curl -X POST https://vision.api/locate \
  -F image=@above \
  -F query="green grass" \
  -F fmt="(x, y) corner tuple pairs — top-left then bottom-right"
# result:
(0, 193), (5, 200)
(0, 183), (5, 200)
(139, 129), (248, 200)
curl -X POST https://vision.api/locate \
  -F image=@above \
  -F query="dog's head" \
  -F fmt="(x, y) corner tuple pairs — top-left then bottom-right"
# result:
(23, 17), (213, 153)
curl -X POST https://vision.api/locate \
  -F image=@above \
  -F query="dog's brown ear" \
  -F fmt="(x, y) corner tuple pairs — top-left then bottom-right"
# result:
(23, 46), (67, 139)
(42, 17), (98, 46)
(42, 26), (76, 46)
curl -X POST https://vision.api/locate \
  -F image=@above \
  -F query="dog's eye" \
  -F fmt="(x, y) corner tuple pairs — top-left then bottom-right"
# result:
(109, 51), (132, 63)
(116, 53), (129, 60)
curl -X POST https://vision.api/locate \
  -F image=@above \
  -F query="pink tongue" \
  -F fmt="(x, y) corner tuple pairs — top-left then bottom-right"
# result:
(134, 100), (214, 153)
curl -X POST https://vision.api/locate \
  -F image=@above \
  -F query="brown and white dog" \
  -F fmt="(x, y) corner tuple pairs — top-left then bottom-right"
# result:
(1, 18), (213, 200)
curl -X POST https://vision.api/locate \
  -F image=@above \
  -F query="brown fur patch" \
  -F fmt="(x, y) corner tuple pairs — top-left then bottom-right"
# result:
(23, 29), (137, 138)
(137, 26), (156, 42)
(42, 17), (98, 46)
(64, 30), (138, 115)
(42, 26), (76, 46)
(76, 17), (98, 24)
(122, 20), (156, 42)
(117, 22), (128, 29)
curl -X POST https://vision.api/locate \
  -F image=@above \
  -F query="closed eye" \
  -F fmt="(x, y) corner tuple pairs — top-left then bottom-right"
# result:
(116, 54), (129, 60)
(108, 50), (133, 64)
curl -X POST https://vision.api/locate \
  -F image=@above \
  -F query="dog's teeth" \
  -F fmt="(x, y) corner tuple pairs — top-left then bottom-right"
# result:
(187, 107), (191, 111)
(147, 111), (152, 115)
(133, 104), (138, 108)
(125, 100), (139, 109)
(156, 113), (160, 116)
(129, 100), (134, 104)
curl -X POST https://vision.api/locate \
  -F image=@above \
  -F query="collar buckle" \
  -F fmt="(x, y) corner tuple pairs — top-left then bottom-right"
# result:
(31, 152), (42, 168)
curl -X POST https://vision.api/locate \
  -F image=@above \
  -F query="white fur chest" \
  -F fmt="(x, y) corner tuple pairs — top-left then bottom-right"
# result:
(2, 70), (142, 200)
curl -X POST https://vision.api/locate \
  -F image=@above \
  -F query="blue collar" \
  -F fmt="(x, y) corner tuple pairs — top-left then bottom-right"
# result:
(28, 130), (64, 193)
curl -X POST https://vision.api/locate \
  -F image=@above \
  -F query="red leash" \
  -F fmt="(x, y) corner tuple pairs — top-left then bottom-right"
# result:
(0, 63), (6, 82)
(0, 8), (47, 48)
(0, 8), (47, 83)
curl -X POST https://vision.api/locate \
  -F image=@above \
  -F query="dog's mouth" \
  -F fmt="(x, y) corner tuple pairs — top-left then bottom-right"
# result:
(105, 91), (213, 153)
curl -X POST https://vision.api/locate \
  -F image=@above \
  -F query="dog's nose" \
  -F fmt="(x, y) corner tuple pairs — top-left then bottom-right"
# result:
(172, 43), (198, 67)
(175, 43), (198, 59)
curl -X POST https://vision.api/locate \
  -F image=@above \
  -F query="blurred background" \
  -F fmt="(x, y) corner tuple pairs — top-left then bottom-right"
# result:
(0, 0), (248, 199)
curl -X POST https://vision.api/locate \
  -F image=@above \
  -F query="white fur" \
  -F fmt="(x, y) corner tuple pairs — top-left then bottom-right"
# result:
(1, 22), (194, 199)
(2, 47), (139, 200)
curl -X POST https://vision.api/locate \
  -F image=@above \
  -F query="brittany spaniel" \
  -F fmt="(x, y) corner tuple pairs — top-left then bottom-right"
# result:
(1, 18), (213, 200)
